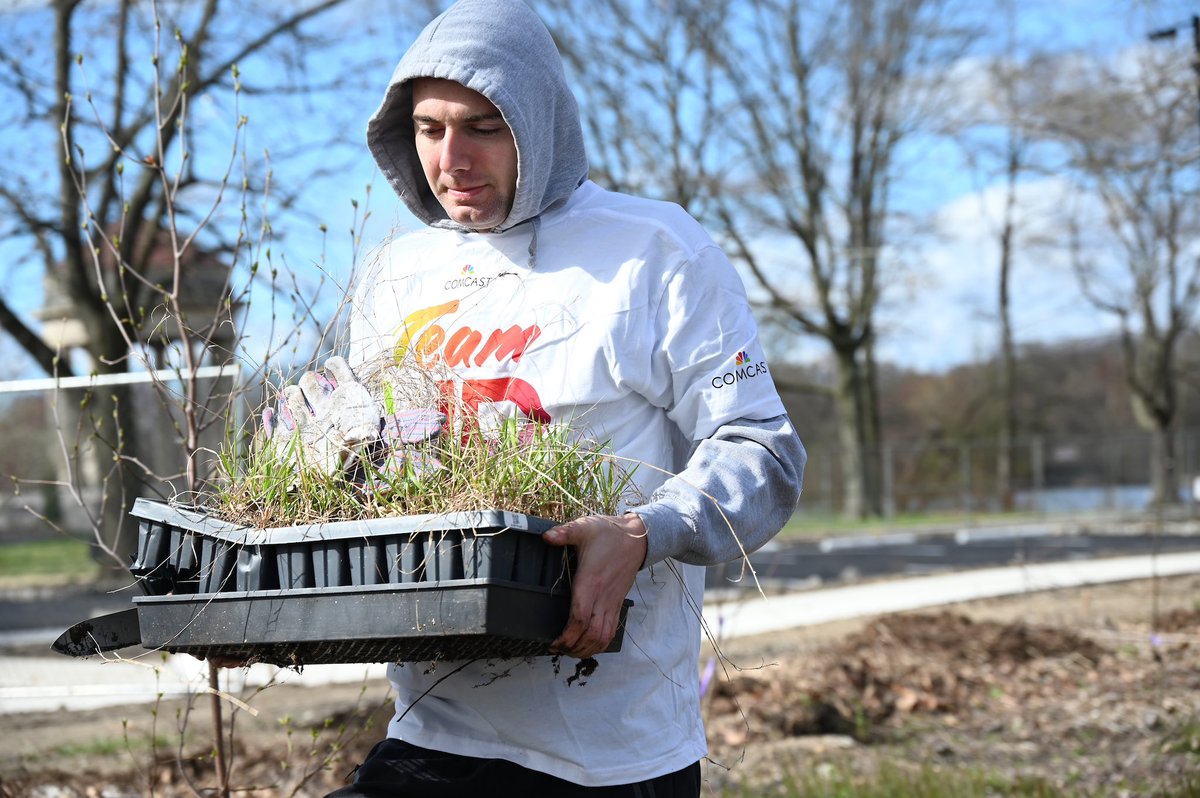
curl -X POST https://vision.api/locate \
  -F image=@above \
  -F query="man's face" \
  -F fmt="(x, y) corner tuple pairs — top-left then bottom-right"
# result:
(411, 78), (518, 232)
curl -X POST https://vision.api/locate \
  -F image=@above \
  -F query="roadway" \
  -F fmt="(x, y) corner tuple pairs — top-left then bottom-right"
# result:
(705, 521), (1200, 592)
(3, 519), (1199, 713)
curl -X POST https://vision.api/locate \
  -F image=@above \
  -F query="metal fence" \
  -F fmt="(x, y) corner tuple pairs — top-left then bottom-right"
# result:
(0, 366), (243, 543)
(799, 427), (1200, 519)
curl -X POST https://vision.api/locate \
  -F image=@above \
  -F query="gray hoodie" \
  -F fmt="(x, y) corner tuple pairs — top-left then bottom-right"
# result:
(353, 4), (805, 784)
(361, 0), (805, 575)
(366, 0), (588, 232)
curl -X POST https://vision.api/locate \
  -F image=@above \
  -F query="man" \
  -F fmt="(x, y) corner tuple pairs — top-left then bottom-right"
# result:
(332, 0), (806, 794)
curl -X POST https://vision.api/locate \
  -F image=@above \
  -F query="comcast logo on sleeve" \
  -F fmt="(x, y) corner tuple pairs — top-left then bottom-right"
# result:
(462, 264), (475, 275)
(712, 351), (769, 389)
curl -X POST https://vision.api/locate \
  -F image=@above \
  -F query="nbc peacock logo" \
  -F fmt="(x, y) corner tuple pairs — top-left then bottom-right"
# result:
(712, 350), (769, 389)
(444, 263), (495, 291)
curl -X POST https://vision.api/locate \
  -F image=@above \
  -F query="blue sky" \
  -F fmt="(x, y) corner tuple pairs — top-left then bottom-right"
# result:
(869, 0), (1195, 371)
(0, 0), (1192, 378)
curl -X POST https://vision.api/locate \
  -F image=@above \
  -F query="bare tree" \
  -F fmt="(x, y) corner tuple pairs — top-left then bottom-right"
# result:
(1033, 43), (1200, 507)
(0, 0), (393, 564)
(547, 0), (979, 517)
(0, 7), (408, 790)
(945, 4), (1057, 512)
(984, 7), (1036, 514)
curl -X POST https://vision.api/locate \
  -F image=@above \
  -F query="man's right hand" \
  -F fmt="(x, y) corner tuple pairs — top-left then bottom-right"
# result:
(542, 513), (647, 659)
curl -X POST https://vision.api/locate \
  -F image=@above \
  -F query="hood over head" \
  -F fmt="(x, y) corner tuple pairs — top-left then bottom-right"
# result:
(366, 0), (588, 233)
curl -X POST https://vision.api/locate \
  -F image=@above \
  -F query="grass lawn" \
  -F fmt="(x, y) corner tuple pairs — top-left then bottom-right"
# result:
(0, 536), (100, 586)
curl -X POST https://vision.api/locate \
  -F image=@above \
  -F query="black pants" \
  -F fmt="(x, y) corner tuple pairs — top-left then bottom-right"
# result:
(326, 738), (701, 798)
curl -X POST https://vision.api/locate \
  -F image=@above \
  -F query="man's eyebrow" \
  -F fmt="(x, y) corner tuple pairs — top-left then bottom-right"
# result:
(412, 111), (505, 124)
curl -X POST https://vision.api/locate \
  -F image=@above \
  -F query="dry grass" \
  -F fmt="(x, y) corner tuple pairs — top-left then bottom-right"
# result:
(203, 356), (638, 529)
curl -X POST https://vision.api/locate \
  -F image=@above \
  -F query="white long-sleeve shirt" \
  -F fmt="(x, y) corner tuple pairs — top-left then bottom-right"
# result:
(347, 180), (805, 785)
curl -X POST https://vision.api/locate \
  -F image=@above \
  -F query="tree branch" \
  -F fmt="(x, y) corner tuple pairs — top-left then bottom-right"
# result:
(0, 298), (74, 378)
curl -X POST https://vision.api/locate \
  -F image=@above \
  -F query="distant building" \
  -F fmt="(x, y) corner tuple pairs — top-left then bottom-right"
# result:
(36, 225), (243, 369)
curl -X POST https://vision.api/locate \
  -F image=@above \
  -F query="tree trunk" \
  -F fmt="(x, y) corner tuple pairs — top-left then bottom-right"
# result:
(996, 156), (1018, 512)
(860, 336), (884, 516)
(1126, 330), (1180, 510)
(833, 343), (882, 518)
(1148, 422), (1178, 508)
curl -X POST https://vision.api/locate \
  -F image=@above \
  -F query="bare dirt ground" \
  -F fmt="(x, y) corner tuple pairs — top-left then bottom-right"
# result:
(2, 573), (1198, 797)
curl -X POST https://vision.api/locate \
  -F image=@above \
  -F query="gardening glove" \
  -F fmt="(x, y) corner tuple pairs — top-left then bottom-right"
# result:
(382, 407), (445, 445)
(366, 407), (447, 485)
(299, 356), (380, 446)
(259, 356), (381, 475)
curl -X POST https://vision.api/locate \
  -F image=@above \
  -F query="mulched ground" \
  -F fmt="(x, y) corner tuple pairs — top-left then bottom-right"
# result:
(704, 601), (1200, 796)
(3, 576), (1199, 797)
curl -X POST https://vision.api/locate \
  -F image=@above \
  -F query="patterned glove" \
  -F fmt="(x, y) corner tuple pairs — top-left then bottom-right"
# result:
(259, 356), (381, 475)
(365, 407), (447, 485)
(382, 407), (446, 446)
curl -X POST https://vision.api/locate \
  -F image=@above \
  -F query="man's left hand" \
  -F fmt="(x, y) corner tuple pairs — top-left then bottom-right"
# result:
(542, 513), (647, 659)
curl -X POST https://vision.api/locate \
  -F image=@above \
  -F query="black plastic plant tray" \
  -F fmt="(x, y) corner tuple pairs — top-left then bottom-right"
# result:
(128, 499), (568, 595)
(122, 499), (627, 664)
(132, 582), (628, 667)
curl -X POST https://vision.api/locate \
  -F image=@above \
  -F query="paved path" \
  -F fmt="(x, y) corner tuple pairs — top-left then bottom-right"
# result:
(4, 550), (1199, 714)
(707, 549), (1200, 638)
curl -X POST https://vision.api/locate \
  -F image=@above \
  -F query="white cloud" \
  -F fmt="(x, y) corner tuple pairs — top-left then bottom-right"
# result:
(875, 175), (1118, 371)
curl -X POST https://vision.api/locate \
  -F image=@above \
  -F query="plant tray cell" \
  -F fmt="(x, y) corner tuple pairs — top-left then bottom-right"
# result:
(128, 499), (569, 595)
(123, 499), (626, 664)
